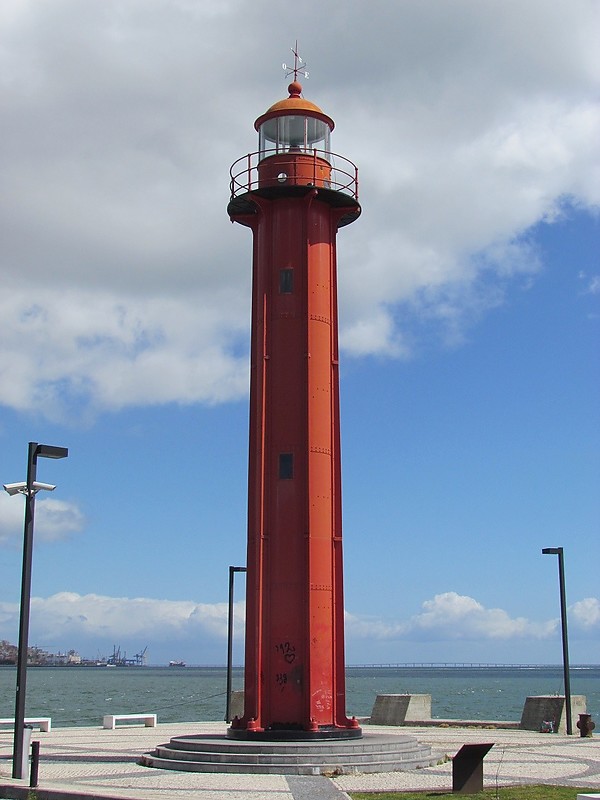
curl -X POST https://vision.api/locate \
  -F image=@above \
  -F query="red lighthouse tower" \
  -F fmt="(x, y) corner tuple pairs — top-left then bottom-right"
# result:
(228, 77), (361, 739)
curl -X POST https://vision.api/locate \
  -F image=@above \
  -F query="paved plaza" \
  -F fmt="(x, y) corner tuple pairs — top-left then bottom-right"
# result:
(0, 721), (599, 799)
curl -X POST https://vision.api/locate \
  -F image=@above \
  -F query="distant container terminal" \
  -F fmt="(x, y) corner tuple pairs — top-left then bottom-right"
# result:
(0, 640), (149, 667)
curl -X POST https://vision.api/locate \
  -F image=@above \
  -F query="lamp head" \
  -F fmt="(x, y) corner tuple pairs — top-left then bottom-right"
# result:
(542, 547), (562, 555)
(36, 445), (68, 460)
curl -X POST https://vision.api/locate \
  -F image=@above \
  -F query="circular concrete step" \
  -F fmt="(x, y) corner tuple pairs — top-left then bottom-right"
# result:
(140, 732), (437, 775)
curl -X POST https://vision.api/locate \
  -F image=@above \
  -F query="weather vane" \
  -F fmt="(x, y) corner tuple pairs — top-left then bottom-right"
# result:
(282, 41), (309, 82)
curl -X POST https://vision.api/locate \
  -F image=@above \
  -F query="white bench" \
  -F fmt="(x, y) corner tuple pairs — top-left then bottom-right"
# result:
(0, 717), (51, 732)
(102, 713), (157, 729)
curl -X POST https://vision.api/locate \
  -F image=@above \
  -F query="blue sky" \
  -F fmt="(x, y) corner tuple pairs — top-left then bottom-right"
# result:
(0, 0), (598, 666)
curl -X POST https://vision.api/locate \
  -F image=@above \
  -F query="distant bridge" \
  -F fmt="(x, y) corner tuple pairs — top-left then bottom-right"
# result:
(345, 662), (599, 669)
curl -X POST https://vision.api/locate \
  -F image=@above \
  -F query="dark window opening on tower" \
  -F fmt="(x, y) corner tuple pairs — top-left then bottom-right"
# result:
(279, 269), (294, 294)
(279, 453), (294, 479)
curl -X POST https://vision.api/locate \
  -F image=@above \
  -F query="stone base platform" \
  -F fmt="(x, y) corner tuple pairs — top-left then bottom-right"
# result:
(140, 731), (437, 775)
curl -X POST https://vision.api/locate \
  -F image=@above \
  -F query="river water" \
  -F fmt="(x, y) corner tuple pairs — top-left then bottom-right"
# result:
(0, 665), (597, 728)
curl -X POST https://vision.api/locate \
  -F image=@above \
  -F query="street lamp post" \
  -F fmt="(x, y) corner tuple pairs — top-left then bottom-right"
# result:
(225, 566), (246, 723)
(4, 442), (68, 778)
(542, 546), (572, 735)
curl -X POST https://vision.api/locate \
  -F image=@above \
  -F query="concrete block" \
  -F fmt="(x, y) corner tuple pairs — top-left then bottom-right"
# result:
(0, 717), (51, 732)
(520, 695), (586, 733)
(102, 713), (156, 729)
(576, 795), (600, 799)
(370, 694), (432, 725)
(229, 690), (244, 721)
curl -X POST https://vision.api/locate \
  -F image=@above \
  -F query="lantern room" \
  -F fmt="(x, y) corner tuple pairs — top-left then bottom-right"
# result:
(255, 81), (334, 160)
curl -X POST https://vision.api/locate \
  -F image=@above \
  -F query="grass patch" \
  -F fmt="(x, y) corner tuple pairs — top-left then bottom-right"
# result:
(349, 787), (597, 799)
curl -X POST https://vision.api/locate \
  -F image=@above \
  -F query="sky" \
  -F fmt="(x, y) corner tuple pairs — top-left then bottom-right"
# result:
(0, 0), (598, 668)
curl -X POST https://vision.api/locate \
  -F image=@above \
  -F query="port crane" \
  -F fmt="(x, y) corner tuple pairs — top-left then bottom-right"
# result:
(107, 645), (148, 666)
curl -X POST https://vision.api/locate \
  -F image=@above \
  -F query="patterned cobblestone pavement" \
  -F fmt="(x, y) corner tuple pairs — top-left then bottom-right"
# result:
(0, 721), (598, 799)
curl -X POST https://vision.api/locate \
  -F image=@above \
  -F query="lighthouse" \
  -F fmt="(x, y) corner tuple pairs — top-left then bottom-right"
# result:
(228, 75), (361, 739)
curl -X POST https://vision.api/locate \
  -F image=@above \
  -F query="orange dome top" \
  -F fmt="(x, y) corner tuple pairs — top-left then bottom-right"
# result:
(254, 82), (334, 132)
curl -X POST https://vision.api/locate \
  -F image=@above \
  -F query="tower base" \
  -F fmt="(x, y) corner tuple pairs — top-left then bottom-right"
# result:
(227, 724), (362, 741)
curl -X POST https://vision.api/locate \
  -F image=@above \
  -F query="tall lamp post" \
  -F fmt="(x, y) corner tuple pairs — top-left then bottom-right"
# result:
(225, 566), (246, 723)
(4, 442), (68, 778)
(542, 546), (572, 735)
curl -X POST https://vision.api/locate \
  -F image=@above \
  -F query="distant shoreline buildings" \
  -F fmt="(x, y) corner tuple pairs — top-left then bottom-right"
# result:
(0, 639), (83, 666)
(0, 640), (148, 667)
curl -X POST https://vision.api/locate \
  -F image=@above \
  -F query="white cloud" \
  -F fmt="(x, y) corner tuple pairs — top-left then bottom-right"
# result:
(411, 592), (555, 639)
(0, 493), (26, 546)
(0, 592), (245, 645)
(1, 0), (598, 419)
(1, 590), (597, 660)
(347, 592), (556, 642)
(570, 597), (600, 631)
(0, 494), (85, 545)
(35, 499), (86, 542)
(0, 288), (249, 419)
